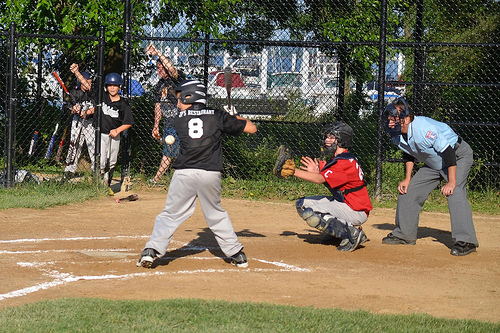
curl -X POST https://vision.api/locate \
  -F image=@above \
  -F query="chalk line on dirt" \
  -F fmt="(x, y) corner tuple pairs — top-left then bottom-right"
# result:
(0, 237), (310, 301)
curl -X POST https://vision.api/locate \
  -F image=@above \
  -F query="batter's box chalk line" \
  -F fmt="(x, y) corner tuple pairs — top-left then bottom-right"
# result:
(0, 237), (310, 301)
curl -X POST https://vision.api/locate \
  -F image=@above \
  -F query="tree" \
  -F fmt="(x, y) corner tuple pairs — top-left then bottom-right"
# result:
(0, 0), (151, 74)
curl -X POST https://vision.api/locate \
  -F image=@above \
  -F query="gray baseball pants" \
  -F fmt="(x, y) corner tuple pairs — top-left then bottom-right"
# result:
(300, 196), (368, 227)
(145, 169), (244, 257)
(65, 117), (95, 173)
(391, 140), (478, 245)
(99, 134), (120, 173)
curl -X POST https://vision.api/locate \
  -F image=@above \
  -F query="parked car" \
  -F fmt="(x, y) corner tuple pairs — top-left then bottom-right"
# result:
(207, 70), (258, 99)
(177, 54), (219, 79)
(363, 80), (401, 103)
(230, 57), (260, 77)
(267, 72), (305, 99)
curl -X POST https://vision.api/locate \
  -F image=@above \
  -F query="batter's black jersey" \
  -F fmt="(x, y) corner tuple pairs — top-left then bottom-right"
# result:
(100, 94), (134, 134)
(172, 106), (246, 171)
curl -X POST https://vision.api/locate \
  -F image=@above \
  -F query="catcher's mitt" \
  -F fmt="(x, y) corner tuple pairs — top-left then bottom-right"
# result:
(273, 145), (296, 179)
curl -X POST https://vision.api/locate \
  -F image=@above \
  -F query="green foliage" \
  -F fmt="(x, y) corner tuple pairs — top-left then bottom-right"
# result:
(222, 121), (324, 181)
(0, 298), (497, 332)
(222, 176), (331, 202)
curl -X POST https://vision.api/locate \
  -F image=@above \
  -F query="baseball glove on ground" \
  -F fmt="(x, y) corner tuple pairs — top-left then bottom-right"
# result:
(273, 145), (296, 179)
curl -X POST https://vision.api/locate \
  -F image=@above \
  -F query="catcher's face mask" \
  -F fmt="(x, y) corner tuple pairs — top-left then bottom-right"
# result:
(321, 130), (337, 156)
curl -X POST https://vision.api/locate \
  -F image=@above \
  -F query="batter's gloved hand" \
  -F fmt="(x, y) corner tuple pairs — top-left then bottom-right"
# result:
(223, 105), (238, 116)
(273, 145), (296, 179)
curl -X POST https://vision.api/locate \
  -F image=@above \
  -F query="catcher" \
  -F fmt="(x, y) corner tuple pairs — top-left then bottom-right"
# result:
(273, 121), (373, 252)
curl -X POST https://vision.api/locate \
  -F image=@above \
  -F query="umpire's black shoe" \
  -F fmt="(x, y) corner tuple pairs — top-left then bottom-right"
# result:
(450, 241), (477, 256)
(382, 233), (416, 245)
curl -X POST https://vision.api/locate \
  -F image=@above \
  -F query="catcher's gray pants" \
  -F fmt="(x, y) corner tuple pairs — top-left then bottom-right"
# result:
(99, 134), (120, 173)
(144, 169), (243, 258)
(64, 117), (95, 173)
(299, 196), (368, 227)
(391, 140), (478, 246)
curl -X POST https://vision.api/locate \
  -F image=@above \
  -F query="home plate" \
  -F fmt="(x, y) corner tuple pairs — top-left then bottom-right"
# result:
(77, 250), (134, 259)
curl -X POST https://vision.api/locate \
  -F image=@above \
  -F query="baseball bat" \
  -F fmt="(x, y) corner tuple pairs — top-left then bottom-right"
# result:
(28, 131), (39, 156)
(115, 193), (138, 203)
(55, 126), (68, 162)
(52, 71), (70, 94)
(51, 71), (71, 161)
(44, 123), (59, 158)
(224, 67), (232, 108)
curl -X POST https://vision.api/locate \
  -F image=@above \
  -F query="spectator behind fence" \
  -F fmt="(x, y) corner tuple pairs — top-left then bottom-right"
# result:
(62, 64), (96, 182)
(145, 43), (185, 185)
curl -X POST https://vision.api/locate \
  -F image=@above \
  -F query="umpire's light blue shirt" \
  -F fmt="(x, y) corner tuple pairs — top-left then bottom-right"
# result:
(391, 116), (459, 170)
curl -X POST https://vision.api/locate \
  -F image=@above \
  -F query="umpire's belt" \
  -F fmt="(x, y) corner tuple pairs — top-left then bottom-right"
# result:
(454, 137), (462, 150)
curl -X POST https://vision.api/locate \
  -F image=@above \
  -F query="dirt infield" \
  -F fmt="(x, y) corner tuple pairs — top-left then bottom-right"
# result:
(1, 189), (498, 323)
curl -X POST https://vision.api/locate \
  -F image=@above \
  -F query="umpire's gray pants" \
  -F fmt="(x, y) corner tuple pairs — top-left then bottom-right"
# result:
(145, 169), (243, 258)
(392, 140), (478, 246)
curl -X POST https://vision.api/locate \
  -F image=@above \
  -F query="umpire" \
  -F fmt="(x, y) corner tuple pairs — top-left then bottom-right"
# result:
(381, 97), (478, 256)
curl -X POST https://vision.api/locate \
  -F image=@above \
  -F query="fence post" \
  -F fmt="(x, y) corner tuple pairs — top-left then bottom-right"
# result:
(412, 0), (425, 113)
(375, 0), (388, 199)
(203, 33), (210, 88)
(4, 22), (17, 189)
(94, 26), (106, 177)
(121, 0), (132, 186)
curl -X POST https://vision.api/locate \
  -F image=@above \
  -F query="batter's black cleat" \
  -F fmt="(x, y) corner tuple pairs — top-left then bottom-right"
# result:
(382, 233), (416, 245)
(450, 241), (476, 256)
(337, 226), (365, 252)
(230, 250), (248, 268)
(136, 248), (159, 268)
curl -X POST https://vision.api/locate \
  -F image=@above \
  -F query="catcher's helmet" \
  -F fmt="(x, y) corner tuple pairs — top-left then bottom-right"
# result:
(105, 73), (123, 86)
(321, 121), (354, 155)
(175, 79), (207, 105)
(383, 97), (411, 137)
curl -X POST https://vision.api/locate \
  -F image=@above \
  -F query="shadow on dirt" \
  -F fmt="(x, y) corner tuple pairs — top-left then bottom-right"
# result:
(373, 223), (454, 248)
(150, 227), (265, 268)
(280, 230), (354, 248)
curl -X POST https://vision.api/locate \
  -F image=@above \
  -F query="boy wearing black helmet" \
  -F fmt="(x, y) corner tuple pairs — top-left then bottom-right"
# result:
(292, 121), (373, 252)
(100, 73), (134, 186)
(137, 79), (257, 269)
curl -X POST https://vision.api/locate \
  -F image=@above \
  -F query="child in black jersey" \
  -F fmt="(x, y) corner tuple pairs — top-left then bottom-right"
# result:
(100, 73), (134, 186)
(137, 80), (257, 269)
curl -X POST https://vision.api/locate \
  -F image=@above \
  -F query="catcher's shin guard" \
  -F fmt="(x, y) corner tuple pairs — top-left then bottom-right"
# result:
(298, 208), (346, 238)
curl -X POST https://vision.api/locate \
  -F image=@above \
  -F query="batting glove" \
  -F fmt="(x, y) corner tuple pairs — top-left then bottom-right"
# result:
(223, 105), (238, 116)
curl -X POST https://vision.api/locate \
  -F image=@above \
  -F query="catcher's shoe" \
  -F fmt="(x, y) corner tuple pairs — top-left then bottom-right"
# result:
(230, 250), (248, 268)
(337, 226), (365, 252)
(136, 248), (159, 268)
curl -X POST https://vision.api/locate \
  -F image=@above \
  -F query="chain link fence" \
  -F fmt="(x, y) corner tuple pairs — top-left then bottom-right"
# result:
(1, 0), (499, 195)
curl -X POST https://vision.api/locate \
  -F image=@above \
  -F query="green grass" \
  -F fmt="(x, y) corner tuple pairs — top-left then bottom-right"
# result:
(2, 173), (499, 215)
(0, 298), (497, 332)
(0, 177), (107, 210)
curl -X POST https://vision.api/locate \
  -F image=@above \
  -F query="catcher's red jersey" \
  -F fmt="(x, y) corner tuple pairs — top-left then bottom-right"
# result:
(319, 152), (373, 215)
